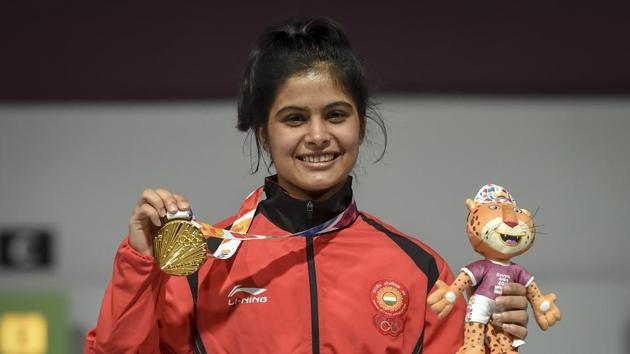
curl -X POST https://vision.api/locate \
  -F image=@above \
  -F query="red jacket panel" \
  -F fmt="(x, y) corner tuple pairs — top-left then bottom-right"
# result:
(85, 178), (465, 353)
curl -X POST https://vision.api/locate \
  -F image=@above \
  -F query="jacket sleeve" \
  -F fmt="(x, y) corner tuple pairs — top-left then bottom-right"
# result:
(422, 259), (466, 354)
(84, 238), (194, 354)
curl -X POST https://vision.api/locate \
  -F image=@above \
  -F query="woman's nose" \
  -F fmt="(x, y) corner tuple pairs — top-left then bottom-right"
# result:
(305, 117), (331, 147)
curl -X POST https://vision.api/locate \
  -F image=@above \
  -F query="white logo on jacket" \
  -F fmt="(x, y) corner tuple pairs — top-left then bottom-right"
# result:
(228, 285), (268, 306)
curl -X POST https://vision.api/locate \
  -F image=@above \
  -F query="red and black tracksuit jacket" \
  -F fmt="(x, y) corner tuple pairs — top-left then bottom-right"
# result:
(85, 177), (465, 353)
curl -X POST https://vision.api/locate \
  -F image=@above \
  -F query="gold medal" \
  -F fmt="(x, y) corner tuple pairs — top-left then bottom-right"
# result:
(153, 211), (207, 276)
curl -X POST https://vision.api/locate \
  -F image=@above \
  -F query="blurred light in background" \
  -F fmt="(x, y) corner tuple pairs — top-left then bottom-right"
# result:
(0, 294), (68, 354)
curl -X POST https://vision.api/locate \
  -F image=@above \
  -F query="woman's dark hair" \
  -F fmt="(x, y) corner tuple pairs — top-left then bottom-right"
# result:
(237, 17), (386, 173)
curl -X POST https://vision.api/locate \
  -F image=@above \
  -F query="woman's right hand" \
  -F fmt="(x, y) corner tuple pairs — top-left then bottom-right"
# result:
(128, 188), (191, 257)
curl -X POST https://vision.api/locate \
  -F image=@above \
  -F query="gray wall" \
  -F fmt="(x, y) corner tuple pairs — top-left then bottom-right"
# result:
(1, 96), (629, 353)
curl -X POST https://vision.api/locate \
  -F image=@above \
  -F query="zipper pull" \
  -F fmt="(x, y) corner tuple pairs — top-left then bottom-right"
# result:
(306, 200), (314, 222)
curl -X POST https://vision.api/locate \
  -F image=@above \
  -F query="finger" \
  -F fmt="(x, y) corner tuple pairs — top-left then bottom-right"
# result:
(155, 188), (178, 213)
(501, 323), (528, 340)
(495, 310), (528, 328)
(172, 193), (190, 211)
(536, 313), (549, 330)
(430, 299), (447, 313)
(437, 304), (453, 319)
(431, 280), (448, 292)
(551, 307), (562, 321)
(496, 294), (528, 310)
(502, 282), (526, 296)
(544, 312), (556, 326)
(546, 309), (561, 324)
(427, 281), (448, 304)
(139, 189), (166, 217)
(427, 291), (443, 305)
(136, 204), (162, 227)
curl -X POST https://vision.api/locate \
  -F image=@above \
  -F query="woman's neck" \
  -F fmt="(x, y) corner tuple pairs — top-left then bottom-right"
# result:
(259, 175), (354, 233)
(276, 176), (349, 201)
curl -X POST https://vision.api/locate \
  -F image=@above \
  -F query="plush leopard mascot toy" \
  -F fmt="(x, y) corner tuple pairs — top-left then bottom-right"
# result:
(427, 184), (561, 354)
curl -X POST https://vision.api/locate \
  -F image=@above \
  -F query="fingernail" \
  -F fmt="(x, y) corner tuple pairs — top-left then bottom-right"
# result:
(492, 313), (502, 322)
(168, 204), (177, 212)
(496, 298), (505, 307)
(160, 208), (166, 217)
(502, 323), (511, 331)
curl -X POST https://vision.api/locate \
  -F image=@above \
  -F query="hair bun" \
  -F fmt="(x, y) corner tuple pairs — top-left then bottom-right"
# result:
(268, 18), (350, 49)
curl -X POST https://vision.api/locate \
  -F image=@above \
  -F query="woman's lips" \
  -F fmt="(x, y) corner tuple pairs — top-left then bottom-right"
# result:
(296, 153), (340, 169)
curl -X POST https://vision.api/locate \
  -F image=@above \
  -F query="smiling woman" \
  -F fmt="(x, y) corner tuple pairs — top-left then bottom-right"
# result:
(264, 71), (362, 200)
(235, 18), (383, 177)
(85, 17), (530, 354)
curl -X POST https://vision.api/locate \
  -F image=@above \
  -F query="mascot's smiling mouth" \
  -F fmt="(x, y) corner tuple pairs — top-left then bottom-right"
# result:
(499, 233), (523, 247)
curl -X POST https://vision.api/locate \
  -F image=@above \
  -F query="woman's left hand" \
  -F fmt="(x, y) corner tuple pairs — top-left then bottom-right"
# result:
(493, 282), (529, 339)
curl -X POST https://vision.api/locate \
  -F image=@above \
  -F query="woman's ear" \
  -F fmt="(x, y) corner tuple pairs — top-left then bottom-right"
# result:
(257, 127), (269, 152)
(359, 116), (367, 143)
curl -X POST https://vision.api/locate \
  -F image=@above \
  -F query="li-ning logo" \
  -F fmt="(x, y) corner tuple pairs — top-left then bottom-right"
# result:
(227, 284), (268, 306)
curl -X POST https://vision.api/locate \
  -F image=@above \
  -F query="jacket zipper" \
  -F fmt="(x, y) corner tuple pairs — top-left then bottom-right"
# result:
(305, 200), (320, 354)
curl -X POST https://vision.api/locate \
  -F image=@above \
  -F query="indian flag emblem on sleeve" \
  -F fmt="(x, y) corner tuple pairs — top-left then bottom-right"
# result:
(382, 292), (398, 306)
(371, 280), (409, 316)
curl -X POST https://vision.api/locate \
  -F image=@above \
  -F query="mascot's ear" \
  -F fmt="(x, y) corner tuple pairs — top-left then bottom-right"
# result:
(465, 198), (477, 211)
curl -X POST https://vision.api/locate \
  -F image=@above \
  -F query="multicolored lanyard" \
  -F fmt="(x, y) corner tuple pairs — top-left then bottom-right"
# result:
(155, 181), (359, 275)
(193, 185), (358, 259)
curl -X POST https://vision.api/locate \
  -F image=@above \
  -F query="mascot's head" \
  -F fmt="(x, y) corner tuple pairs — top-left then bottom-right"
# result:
(465, 184), (535, 262)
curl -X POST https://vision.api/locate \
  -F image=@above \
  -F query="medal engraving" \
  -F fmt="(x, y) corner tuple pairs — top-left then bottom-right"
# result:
(153, 219), (207, 276)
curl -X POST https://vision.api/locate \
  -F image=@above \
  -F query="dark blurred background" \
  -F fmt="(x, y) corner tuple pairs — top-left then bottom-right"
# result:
(2, 0), (630, 100)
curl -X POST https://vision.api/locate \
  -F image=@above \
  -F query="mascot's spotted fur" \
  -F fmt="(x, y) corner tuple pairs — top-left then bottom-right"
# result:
(427, 184), (561, 354)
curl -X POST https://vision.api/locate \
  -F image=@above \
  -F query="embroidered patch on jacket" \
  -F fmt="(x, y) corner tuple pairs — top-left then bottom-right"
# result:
(373, 313), (404, 336)
(370, 280), (409, 336)
(371, 280), (408, 316)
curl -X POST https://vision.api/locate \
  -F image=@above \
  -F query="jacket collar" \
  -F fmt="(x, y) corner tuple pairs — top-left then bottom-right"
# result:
(257, 175), (354, 234)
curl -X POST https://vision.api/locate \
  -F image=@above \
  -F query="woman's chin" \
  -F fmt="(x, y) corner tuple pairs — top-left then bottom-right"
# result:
(282, 174), (348, 201)
(306, 177), (349, 199)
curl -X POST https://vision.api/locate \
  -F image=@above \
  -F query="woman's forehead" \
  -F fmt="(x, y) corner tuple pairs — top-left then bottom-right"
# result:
(271, 72), (355, 112)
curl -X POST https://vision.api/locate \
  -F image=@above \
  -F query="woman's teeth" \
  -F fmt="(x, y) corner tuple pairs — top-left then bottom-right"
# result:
(300, 154), (337, 163)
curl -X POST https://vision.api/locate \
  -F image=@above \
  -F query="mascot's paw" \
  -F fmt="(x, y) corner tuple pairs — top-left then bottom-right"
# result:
(456, 345), (486, 354)
(533, 293), (561, 330)
(427, 280), (456, 319)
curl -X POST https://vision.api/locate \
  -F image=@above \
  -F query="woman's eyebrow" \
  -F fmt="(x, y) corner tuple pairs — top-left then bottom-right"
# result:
(275, 105), (308, 116)
(324, 101), (353, 110)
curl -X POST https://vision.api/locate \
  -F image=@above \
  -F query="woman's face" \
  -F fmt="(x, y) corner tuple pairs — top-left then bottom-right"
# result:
(263, 70), (362, 201)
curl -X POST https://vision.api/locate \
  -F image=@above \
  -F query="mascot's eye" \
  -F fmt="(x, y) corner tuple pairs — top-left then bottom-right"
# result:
(514, 207), (523, 214)
(489, 205), (500, 210)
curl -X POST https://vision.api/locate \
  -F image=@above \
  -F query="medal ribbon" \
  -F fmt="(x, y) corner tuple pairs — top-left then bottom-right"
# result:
(194, 185), (358, 259)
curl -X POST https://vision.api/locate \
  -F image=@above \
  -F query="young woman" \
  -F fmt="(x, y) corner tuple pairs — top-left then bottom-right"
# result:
(85, 18), (528, 353)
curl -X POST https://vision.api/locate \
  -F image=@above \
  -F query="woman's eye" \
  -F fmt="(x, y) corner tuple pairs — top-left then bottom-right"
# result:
(283, 115), (305, 125)
(327, 111), (347, 122)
